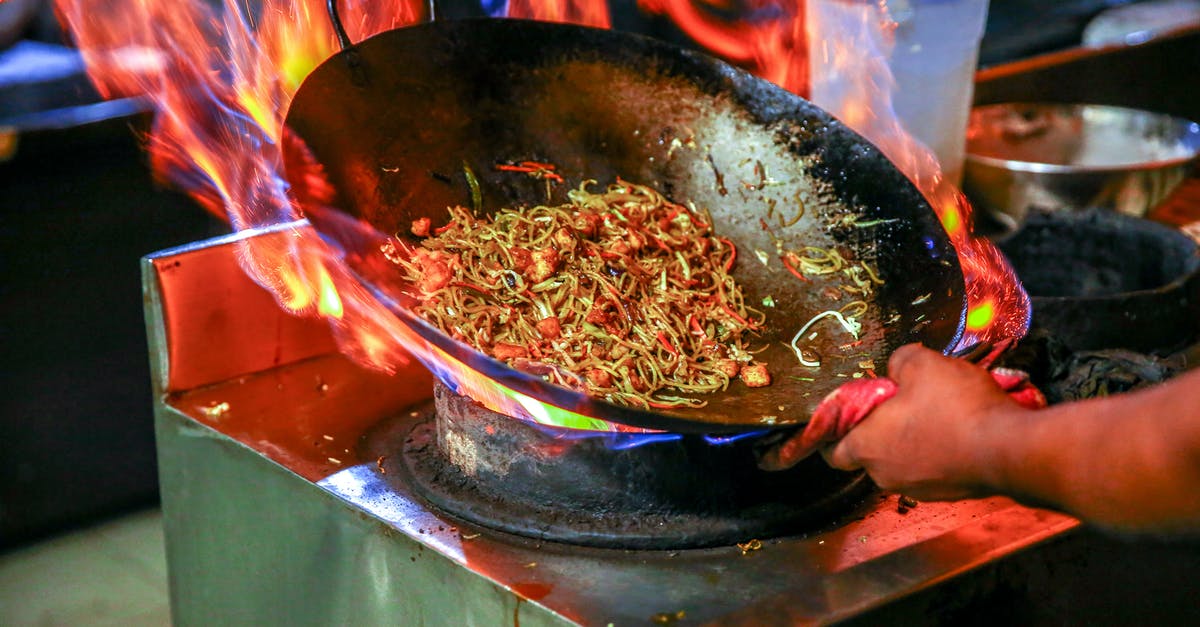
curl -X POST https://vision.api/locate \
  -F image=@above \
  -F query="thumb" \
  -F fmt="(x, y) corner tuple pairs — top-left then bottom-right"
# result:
(822, 437), (861, 471)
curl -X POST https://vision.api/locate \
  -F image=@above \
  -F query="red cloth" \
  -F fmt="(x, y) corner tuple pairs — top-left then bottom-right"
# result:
(763, 366), (1046, 469)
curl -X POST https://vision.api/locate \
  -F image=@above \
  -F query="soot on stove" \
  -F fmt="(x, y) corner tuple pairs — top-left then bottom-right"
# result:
(381, 383), (872, 550)
(996, 209), (1199, 402)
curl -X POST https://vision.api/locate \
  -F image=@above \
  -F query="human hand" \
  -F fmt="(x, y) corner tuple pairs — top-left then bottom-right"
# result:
(821, 343), (1034, 500)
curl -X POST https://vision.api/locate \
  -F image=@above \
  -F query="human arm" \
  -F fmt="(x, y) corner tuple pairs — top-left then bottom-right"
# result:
(824, 344), (1200, 534)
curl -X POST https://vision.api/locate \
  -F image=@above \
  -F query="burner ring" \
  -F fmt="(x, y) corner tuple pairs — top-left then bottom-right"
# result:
(389, 384), (873, 550)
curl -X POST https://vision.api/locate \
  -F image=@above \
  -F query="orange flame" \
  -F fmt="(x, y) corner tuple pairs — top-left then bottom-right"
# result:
(802, 2), (1028, 346)
(507, 0), (611, 27)
(638, 0), (810, 94)
(54, 0), (426, 374)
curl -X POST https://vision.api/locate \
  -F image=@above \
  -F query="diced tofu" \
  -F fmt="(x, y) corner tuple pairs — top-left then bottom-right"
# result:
(585, 368), (614, 388)
(552, 227), (577, 253)
(536, 317), (561, 339)
(410, 217), (431, 237)
(526, 247), (560, 283)
(717, 359), (742, 379)
(740, 363), (772, 388)
(418, 260), (453, 293)
(492, 342), (529, 361)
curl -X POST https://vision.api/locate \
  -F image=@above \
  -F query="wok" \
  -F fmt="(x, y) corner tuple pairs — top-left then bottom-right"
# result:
(282, 17), (966, 433)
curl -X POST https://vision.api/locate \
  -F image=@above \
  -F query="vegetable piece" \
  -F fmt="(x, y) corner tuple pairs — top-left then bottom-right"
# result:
(788, 310), (862, 367)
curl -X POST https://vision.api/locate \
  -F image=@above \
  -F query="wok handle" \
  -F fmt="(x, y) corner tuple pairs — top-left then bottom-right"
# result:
(326, 0), (353, 51)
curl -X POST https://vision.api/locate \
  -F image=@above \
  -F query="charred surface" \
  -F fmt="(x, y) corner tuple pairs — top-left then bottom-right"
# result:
(383, 384), (871, 549)
(998, 210), (1200, 353)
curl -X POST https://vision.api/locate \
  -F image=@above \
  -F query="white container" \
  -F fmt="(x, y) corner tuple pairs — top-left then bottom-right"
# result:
(808, 0), (990, 185)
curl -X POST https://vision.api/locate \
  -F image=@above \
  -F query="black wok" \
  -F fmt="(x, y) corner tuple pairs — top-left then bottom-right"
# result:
(282, 18), (966, 433)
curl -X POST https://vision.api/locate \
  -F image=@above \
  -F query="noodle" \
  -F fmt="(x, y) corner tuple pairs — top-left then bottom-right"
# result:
(388, 180), (768, 409)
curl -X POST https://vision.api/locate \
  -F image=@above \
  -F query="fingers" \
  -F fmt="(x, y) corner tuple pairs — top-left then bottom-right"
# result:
(822, 438), (860, 471)
(885, 343), (940, 385)
(889, 342), (998, 392)
(757, 436), (805, 471)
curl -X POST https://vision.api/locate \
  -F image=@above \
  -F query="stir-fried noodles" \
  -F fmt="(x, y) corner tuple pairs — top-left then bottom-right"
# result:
(387, 180), (769, 409)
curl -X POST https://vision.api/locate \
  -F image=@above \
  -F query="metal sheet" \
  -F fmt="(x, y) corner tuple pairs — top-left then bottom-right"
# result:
(146, 232), (1077, 625)
(156, 358), (1076, 625)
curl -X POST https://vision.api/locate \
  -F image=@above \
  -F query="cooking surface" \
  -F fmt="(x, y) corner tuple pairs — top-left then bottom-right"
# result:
(167, 351), (1076, 625)
(284, 18), (966, 433)
(146, 228), (1075, 624)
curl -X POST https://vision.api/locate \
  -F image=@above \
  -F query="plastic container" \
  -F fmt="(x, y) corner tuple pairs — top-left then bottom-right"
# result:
(808, 0), (990, 184)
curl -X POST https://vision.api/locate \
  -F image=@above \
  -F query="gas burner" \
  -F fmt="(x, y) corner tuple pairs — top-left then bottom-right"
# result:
(376, 383), (872, 550)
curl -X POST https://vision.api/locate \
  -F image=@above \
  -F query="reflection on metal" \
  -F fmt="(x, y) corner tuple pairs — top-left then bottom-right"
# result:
(146, 231), (1078, 625)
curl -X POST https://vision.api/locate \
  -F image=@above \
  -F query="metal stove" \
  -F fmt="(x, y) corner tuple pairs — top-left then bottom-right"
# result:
(146, 224), (1077, 625)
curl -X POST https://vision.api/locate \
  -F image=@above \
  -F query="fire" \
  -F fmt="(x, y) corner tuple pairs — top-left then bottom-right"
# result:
(504, 0), (611, 27)
(638, 0), (810, 95)
(58, 0), (1025, 433)
(800, 2), (1029, 347)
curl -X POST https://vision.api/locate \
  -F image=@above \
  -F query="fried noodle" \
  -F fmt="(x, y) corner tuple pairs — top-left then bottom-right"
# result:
(387, 180), (768, 409)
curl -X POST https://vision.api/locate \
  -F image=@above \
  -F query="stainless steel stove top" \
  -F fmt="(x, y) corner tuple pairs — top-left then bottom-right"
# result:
(144, 225), (1077, 625)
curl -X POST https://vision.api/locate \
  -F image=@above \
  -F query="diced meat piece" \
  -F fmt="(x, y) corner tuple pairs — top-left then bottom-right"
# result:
(627, 371), (648, 392)
(509, 247), (533, 272)
(717, 359), (742, 379)
(526, 247), (561, 283)
(536, 317), (561, 340)
(492, 342), (529, 361)
(410, 217), (431, 237)
(573, 212), (602, 239)
(585, 369), (614, 388)
(740, 363), (772, 388)
(552, 227), (577, 253)
(585, 299), (614, 326)
(418, 260), (454, 293)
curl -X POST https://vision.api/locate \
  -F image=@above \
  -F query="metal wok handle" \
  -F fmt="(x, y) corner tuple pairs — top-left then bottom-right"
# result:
(326, 0), (353, 51)
(325, 0), (438, 51)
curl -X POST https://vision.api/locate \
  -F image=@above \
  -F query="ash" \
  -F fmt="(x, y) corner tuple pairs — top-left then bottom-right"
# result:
(998, 329), (1185, 404)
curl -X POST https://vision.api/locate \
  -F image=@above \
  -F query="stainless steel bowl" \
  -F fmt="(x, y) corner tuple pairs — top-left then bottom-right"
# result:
(963, 103), (1200, 231)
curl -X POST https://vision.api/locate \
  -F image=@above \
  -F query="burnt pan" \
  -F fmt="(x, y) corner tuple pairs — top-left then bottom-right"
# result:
(283, 18), (965, 433)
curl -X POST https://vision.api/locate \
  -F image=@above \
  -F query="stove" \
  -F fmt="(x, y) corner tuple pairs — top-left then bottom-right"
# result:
(145, 223), (1078, 625)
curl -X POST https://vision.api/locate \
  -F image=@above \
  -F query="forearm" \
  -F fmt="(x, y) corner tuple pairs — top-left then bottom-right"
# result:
(978, 368), (1200, 533)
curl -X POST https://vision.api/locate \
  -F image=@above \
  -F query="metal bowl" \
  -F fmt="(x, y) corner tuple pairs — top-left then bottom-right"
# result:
(963, 103), (1200, 231)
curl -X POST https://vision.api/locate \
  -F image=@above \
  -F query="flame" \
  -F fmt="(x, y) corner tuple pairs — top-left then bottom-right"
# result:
(58, 0), (1026, 436)
(638, 0), (810, 95)
(801, 2), (1029, 347)
(648, 0), (1028, 346)
(505, 0), (611, 27)
(57, 0), (651, 433)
